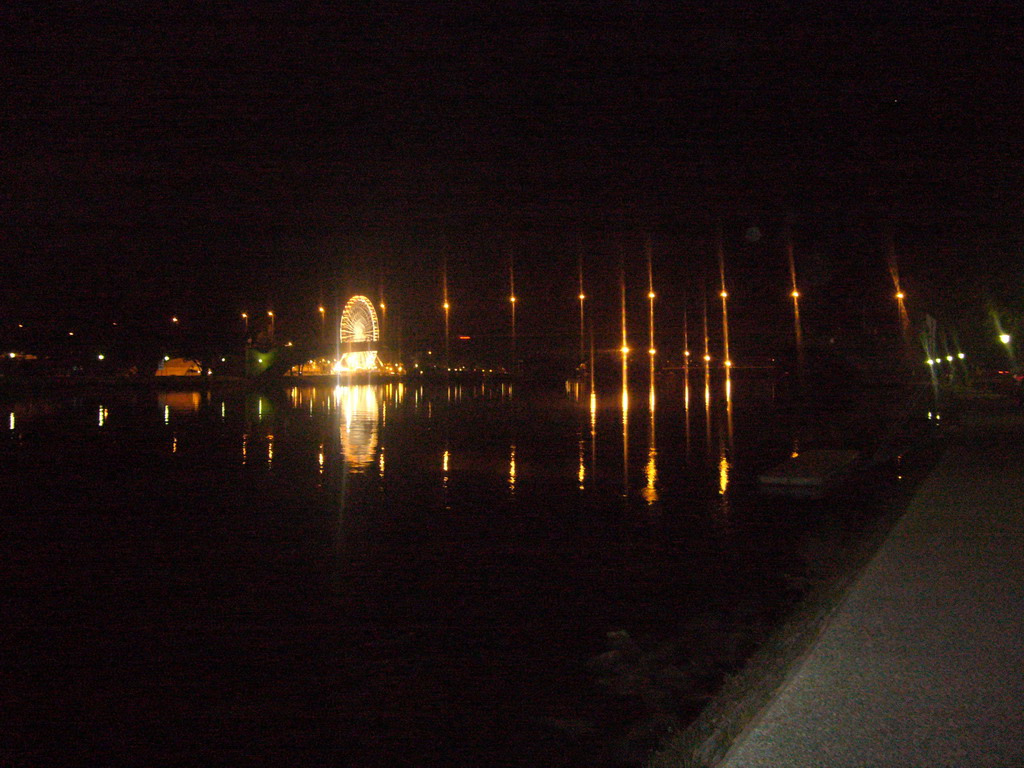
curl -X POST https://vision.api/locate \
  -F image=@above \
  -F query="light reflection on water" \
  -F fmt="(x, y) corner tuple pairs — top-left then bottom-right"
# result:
(642, 381), (658, 505)
(158, 391), (202, 413)
(2, 368), (918, 768)
(6, 375), (776, 518)
(508, 443), (516, 494)
(335, 385), (378, 470)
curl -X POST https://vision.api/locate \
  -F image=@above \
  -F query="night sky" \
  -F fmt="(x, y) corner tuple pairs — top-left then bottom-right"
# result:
(5, 3), (1024, 355)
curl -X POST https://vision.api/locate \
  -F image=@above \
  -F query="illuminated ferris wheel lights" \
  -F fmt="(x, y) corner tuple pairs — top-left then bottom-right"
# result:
(339, 295), (382, 372)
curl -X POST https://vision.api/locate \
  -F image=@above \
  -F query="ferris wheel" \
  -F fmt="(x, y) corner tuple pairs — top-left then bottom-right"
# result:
(338, 295), (380, 371)
(340, 295), (379, 344)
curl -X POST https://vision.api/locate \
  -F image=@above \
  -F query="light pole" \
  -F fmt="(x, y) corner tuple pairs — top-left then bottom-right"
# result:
(442, 254), (450, 372)
(509, 253), (516, 376)
(267, 310), (275, 344)
(620, 267), (629, 411)
(786, 231), (803, 357)
(578, 252), (585, 368)
(646, 238), (656, 384)
(443, 300), (450, 371)
(510, 294), (517, 375)
(717, 229), (731, 369)
(1000, 333), (1014, 365)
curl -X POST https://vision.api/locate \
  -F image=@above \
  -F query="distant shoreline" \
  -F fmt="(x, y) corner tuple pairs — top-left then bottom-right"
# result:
(0, 369), (518, 396)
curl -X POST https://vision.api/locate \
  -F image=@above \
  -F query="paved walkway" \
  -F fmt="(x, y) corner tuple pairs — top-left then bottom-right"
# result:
(719, 399), (1024, 768)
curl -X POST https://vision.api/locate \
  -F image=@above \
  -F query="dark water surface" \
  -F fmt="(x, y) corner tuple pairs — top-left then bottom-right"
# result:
(2, 374), (904, 766)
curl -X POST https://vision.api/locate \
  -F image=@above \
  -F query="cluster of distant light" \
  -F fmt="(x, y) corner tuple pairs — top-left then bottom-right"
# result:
(925, 331), (1014, 366)
(5, 286), (1015, 376)
(925, 352), (966, 366)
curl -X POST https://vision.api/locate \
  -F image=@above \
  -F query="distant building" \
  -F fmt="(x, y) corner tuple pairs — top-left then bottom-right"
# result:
(155, 357), (202, 376)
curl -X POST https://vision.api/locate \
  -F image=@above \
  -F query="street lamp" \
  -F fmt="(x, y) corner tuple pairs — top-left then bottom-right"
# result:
(510, 294), (517, 375)
(442, 301), (450, 369)
(1000, 333), (1011, 345)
